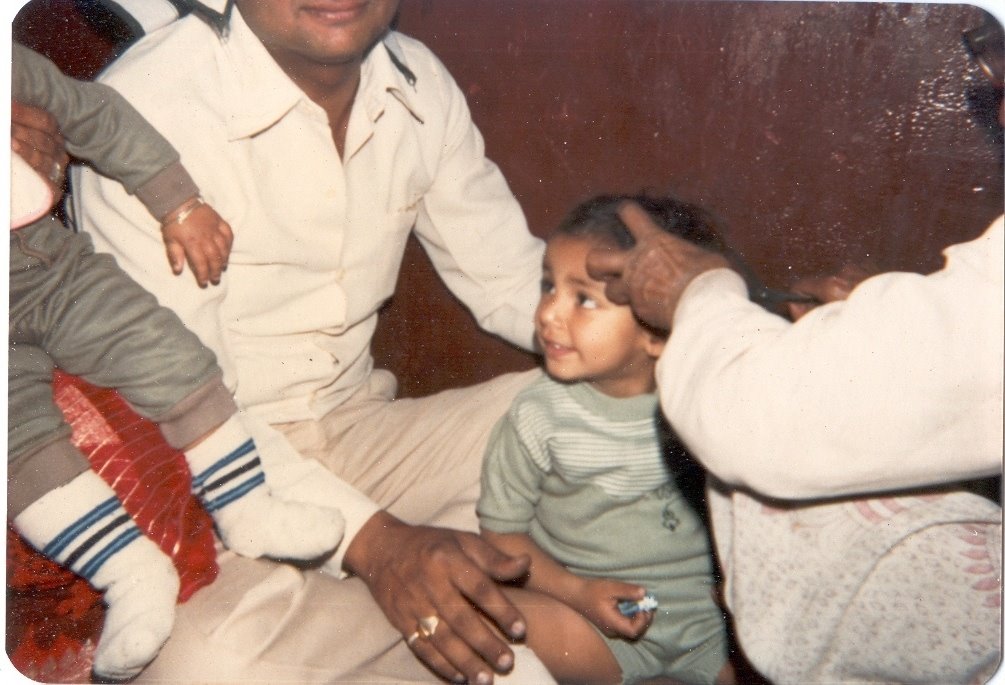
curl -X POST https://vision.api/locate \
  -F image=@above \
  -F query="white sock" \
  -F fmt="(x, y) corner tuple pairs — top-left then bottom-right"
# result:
(186, 415), (344, 560)
(13, 470), (179, 681)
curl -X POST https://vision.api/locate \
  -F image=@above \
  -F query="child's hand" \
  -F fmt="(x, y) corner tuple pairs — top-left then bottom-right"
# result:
(161, 198), (234, 287)
(568, 577), (655, 640)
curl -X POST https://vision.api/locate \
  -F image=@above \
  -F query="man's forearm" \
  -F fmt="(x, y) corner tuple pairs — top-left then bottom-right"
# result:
(658, 243), (1004, 499)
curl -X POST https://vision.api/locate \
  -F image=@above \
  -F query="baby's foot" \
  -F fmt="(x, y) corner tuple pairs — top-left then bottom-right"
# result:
(90, 539), (180, 680)
(187, 416), (345, 560)
(14, 470), (179, 680)
(211, 494), (345, 560)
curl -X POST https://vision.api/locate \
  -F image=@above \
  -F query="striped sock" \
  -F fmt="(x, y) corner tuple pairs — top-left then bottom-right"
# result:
(185, 415), (344, 560)
(14, 469), (179, 680)
(190, 434), (266, 515)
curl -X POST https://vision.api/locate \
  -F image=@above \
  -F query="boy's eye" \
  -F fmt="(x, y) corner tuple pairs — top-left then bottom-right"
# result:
(577, 293), (598, 309)
(540, 278), (555, 295)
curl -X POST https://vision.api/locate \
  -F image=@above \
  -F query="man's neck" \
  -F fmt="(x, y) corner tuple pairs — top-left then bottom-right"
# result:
(267, 48), (364, 157)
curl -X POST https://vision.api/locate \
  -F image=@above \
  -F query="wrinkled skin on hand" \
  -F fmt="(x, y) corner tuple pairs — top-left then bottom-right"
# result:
(585, 201), (731, 331)
(343, 511), (531, 685)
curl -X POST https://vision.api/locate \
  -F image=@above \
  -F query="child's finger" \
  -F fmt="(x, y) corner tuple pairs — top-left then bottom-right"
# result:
(186, 250), (211, 288)
(204, 241), (226, 284)
(212, 230), (232, 266)
(626, 611), (653, 639)
(206, 255), (224, 285)
(166, 243), (186, 275)
(601, 609), (642, 639)
(216, 221), (234, 252)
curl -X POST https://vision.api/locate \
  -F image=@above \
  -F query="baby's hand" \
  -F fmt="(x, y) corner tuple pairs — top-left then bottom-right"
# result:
(570, 577), (655, 640)
(161, 198), (234, 287)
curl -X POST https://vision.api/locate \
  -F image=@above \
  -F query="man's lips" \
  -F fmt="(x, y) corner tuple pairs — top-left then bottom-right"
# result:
(301, 1), (369, 24)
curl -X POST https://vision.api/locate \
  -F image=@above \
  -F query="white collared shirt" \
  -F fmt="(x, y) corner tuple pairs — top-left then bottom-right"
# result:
(78, 7), (543, 425)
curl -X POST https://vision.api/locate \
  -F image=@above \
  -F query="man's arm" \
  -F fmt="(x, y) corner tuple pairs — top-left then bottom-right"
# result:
(590, 204), (1003, 498)
(406, 43), (544, 351)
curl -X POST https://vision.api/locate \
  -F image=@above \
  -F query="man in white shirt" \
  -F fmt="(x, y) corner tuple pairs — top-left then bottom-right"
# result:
(73, 1), (553, 683)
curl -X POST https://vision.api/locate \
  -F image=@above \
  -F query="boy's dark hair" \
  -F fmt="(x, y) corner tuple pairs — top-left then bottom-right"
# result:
(553, 194), (730, 255)
(554, 193), (792, 314)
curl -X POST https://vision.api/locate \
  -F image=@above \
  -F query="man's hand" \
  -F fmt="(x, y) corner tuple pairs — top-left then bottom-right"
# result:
(786, 262), (878, 321)
(585, 201), (731, 330)
(11, 100), (70, 189)
(344, 511), (531, 685)
(161, 199), (234, 287)
(566, 576), (654, 641)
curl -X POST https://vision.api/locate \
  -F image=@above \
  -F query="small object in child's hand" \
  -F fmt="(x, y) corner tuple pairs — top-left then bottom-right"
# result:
(618, 595), (658, 617)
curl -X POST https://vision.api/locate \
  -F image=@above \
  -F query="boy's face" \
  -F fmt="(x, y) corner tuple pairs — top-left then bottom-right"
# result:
(536, 234), (665, 398)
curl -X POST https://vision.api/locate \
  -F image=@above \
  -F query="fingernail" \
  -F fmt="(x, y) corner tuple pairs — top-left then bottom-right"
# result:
(475, 672), (492, 685)
(496, 652), (513, 671)
(510, 620), (526, 638)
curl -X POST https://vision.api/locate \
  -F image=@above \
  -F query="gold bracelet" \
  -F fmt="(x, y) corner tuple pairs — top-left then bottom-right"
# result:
(165, 197), (204, 226)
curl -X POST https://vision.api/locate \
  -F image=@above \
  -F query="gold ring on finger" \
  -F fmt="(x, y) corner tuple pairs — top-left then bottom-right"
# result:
(418, 615), (439, 638)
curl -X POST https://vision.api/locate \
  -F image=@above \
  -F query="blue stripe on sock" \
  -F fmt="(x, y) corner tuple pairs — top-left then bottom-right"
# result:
(43, 496), (122, 559)
(63, 514), (132, 569)
(78, 525), (145, 580)
(202, 472), (265, 513)
(200, 457), (261, 495)
(191, 439), (256, 490)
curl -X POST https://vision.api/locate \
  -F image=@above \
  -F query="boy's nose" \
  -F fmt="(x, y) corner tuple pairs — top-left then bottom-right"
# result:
(537, 298), (563, 327)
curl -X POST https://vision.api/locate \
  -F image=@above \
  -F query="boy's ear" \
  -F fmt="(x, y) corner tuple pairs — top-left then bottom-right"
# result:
(643, 330), (667, 359)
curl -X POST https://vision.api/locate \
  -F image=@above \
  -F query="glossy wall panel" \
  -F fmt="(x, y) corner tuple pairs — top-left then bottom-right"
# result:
(380, 0), (1003, 395)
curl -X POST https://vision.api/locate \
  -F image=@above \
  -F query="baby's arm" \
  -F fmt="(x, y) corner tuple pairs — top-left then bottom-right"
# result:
(480, 528), (652, 640)
(160, 198), (234, 287)
(12, 43), (231, 285)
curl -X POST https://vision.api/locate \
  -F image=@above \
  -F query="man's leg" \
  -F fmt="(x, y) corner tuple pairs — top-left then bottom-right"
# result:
(137, 369), (543, 683)
(282, 368), (541, 531)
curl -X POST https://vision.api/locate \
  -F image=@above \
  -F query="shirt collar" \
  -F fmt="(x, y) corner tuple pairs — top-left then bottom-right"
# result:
(220, 6), (304, 140)
(220, 10), (424, 141)
(363, 33), (424, 125)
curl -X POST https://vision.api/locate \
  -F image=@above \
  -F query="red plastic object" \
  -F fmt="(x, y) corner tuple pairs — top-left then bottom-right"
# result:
(7, 371), (220, 682)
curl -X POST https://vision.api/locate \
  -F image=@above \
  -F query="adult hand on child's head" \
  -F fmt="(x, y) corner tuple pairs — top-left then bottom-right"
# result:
(11, 100), (70, 190)
(161, 199), (234, 287)
(344, 511), (531, 685)
(786, 262), (879, 321)
(585, 201), (732, 331)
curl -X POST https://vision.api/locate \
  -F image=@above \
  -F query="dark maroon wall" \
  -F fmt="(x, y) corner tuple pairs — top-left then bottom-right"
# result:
(380, 0), (1003, 395)
(13, 1), (1004, 397)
